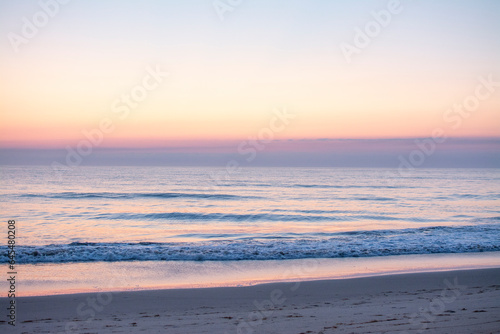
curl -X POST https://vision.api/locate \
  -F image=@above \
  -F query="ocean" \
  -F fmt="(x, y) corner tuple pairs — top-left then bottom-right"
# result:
(1, 166), (499, 265)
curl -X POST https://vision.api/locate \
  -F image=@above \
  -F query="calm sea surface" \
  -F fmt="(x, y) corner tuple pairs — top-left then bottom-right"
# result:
(1, 166), (499, 263)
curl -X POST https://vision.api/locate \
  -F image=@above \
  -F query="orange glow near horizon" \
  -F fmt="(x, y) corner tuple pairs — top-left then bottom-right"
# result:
(1, 1), (499, 149)
(2, 91), (499, 148)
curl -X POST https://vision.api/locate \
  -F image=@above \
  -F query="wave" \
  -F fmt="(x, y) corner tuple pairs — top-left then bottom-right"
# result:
(291, 184), (404, 189)
(18, 192), (252, 200)
(192, 183), (407, 189)
(94, 211), (442, 222)
(355, 197), (395, 201)
(17, 191), (496, 202)
(18, 192), (398, 203)
(4, 225), (499, 264)
(101, 212), (346, 222)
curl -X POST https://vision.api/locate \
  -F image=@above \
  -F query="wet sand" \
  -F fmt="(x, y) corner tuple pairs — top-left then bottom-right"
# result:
(4, 267), (500, 333)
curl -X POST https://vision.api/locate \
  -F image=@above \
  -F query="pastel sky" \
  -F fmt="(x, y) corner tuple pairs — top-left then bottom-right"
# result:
(0, 0), (499, 166)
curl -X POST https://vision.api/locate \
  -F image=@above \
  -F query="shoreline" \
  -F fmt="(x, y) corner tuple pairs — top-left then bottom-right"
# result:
(5, 267), (500, 333)
(15, 251), (500, 297)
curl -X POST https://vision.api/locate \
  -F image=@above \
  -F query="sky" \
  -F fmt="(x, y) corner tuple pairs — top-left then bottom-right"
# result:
(0, 0), (499, 167)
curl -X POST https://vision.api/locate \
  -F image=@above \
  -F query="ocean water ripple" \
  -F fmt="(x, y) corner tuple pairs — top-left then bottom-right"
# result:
(3, 225), (499, 264)
(1, 166), (498, 264)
